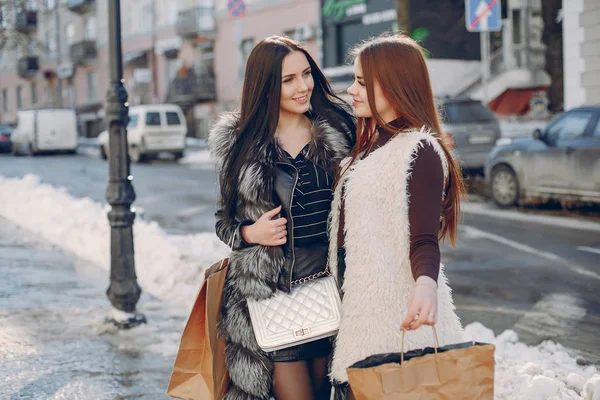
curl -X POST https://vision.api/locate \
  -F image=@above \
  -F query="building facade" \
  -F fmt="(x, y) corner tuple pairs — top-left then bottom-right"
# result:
(563, 0), (600, 109)
(0, 0), (216, 138)
(212, 0), (320, 111)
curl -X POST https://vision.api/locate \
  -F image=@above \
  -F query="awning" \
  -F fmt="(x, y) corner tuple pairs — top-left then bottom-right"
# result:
(122, 50), (148, 65)
(489, 88), (547, 116)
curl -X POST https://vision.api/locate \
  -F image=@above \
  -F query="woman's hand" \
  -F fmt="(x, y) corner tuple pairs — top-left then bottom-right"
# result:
(401, 276), (438, 331)
(241, 205), (288, 247)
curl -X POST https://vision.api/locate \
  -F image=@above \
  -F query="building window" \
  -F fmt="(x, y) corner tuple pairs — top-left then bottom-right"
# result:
(2, 89), (8, 112)
(65, 23), (76, 45)
(238, 37), (254, 81)
(512, 9), (521, 45)
(138, 5), (152, 33)
(31, 82), (38, 105)
(87, 71), (97, 101)
(85, 16), (96, 40)
(46, 0), (56, 10)
(16, 86), (22, 110)
(47, 32), (57, 58)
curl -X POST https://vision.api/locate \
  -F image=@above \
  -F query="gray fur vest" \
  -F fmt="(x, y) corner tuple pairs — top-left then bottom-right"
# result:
(208, 112), (351, 399)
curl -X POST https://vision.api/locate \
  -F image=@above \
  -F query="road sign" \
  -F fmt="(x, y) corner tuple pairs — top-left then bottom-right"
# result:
(228, 0), (246, 17)
(466, 0), (502, 32)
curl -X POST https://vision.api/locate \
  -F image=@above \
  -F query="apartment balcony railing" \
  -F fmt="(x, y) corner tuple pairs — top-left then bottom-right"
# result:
(70, 40), (97, 65)
(17, 56), (39, 79)
(176, 7), (216, 38)
(167, 74), (216, 104)
(67, 0), (95, 14)
(14, 11), (37, 33)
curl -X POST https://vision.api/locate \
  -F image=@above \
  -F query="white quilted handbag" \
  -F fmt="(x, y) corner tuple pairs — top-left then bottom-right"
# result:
(247, 274), (342, 352)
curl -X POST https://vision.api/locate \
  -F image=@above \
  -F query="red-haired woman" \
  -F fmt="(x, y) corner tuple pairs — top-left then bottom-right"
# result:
(328, 34), (466, 399)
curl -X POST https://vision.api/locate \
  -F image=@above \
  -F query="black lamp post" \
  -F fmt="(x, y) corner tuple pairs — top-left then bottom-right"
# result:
(104, 0), (146, 329)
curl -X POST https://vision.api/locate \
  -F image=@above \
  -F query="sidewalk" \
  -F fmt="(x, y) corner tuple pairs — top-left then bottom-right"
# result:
(0, 218), (184, 399)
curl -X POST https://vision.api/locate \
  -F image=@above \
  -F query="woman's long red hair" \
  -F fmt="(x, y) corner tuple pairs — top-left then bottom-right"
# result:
(341, 34), (465, 245)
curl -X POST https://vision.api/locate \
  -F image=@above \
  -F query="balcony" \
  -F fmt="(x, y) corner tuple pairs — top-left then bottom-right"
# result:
(14, 11), (37, 33)
(70, 40), (97, 65)
(67, 0), (95, 14)
(167, 74), (216, 105)
(175, 7), (216, 39)
(17, 56), (39, 79)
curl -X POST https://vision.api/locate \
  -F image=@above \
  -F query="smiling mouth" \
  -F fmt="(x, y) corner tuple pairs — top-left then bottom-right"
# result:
(293, 95), (308, 101)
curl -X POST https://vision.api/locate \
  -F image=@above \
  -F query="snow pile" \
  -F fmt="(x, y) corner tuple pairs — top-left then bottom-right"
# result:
(465, 322), (599, 400)
(0, 174), (229, 306)
(179, 149), (214, 169)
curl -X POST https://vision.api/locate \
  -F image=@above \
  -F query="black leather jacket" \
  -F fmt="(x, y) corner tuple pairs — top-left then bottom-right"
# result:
(214, 158), (329, 294)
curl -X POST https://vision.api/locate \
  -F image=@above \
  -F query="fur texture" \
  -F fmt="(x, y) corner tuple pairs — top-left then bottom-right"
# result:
(328, 127), (464, 385)
(209, 112), (350, 399)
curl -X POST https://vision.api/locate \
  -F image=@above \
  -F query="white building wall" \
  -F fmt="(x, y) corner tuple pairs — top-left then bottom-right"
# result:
(563, 0), (586, 109)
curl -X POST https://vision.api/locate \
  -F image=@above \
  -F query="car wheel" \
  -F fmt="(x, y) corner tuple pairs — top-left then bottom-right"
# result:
(100, 145), (108, 160)
(173, 151), (184, 160)
(11, 143), (23, 156)
(490, 165), (519, 208)
(28, 142), (37, 156)
(128, 144), (147, 163)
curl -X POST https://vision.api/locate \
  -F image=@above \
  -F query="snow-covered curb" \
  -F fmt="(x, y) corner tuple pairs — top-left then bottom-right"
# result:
(0, 174), (598, 399)
(0, 174), (229, 307)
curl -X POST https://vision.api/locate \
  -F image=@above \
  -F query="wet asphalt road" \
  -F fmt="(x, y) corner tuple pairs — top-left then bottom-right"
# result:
(1, 150), (599, 366)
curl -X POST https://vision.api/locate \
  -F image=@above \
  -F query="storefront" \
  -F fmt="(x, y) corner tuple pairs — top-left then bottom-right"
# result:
(320, 0), (482, 68)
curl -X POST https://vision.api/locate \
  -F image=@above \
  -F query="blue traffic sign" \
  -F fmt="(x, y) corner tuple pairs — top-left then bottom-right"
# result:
(228, 0), (246, 17)
(466, 0), (502, 32)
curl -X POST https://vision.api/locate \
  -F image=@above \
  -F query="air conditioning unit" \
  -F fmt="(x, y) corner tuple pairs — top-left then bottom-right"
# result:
(295, 24), (316, 41)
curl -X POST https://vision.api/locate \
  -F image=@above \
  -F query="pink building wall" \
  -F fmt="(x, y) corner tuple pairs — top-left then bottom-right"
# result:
(214, 0), (319, 109)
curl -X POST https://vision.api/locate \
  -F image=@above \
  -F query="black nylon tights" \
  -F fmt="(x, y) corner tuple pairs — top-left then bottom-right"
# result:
(272, 358), (331, 400)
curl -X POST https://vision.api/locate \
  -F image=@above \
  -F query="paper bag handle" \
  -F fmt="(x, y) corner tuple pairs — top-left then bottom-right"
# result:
(400, 325), (440, 364)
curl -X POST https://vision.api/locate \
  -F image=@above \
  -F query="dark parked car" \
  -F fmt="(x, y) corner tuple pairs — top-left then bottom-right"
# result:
(485, 106), (600, 207)
(439, 97), (502, 173)
(0, 124), (12, 153)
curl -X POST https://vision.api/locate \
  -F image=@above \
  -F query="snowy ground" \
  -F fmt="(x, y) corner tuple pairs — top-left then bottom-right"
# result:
(0, 173), (598, 400)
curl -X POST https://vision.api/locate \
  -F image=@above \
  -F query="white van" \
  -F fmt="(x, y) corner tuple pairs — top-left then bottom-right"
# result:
(11, 109), (78, 155)
(97, 104), (187, 163)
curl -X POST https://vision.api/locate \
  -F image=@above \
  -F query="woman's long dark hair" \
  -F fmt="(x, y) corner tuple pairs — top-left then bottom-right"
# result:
(220, 35), (356, 225)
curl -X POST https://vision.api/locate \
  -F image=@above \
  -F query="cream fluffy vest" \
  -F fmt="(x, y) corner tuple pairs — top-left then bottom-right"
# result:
(328, 127), (465, 383)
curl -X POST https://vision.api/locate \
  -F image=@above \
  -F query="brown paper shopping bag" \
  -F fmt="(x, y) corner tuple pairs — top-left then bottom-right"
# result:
(167, 259), (230, 400)
(347, 327), (495, 400)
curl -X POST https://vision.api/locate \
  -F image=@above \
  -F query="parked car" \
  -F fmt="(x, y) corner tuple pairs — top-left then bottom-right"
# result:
(438, 97), (502, 173)
(97, 104), (187, 163)
(485, 106), (600, 208)
(0, 124), (12, 153)
(11, 109), (78, 155)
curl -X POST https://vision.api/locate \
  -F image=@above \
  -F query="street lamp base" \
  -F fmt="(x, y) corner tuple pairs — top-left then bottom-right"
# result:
(105, 308), (147, 330)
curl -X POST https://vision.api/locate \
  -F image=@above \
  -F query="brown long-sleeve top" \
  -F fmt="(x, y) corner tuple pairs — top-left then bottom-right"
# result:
(337, 124), (444, 283)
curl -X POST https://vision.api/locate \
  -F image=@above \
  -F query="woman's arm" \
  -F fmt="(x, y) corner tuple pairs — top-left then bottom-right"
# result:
(214, 207), (255, 250)
(401, 141), (444, 330)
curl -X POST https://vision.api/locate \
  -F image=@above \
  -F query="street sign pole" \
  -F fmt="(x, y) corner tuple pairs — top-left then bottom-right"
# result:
(481, 30), (490, 105)
(466, 0), (502, 106)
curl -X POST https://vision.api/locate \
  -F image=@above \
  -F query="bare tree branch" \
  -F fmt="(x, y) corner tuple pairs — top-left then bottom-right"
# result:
(0, 0), (38, 52)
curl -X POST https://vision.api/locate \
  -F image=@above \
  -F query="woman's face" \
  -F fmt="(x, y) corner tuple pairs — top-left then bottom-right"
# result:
(347, 57), (397, 122)
(279, 51), (314, 115)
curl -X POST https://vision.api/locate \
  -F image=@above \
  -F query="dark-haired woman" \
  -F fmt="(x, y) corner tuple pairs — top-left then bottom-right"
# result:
(328, 34), (466, 399)
(208, 36), (355, 400)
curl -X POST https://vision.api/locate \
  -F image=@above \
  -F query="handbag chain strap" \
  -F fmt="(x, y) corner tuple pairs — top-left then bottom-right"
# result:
(291, 265), (331, 286)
